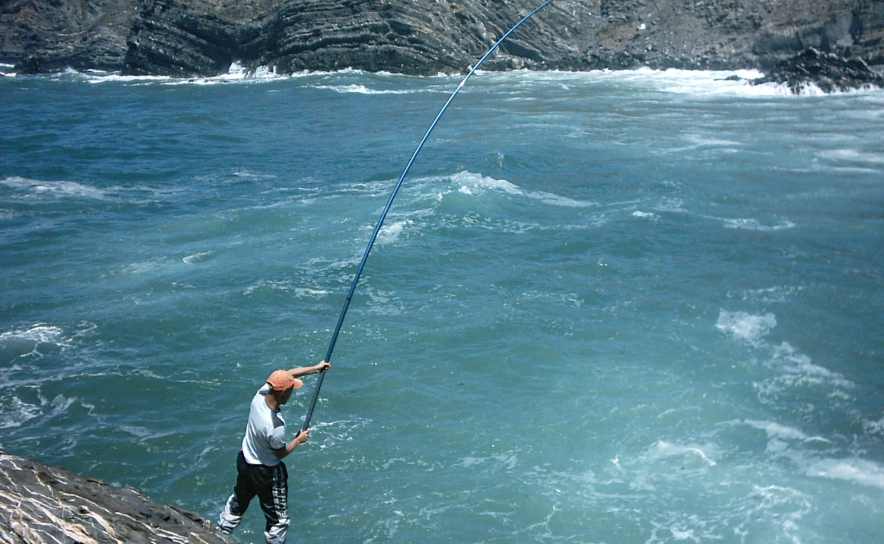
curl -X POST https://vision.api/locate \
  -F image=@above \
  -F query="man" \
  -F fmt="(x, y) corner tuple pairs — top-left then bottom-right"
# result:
(219, 360), (330, 544)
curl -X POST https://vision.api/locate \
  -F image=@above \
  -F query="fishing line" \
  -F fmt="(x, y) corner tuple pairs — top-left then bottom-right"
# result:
(302, 0), (555, 431)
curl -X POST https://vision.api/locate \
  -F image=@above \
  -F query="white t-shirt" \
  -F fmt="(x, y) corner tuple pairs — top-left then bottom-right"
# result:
(241, 384), (287, 466)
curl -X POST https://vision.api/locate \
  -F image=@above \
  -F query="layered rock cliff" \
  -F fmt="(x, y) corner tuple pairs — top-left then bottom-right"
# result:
(2, 0), (883, 79)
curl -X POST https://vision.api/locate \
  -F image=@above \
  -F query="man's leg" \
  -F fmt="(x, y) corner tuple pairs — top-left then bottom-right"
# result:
(218, 451), (258, 534)
(257, 462), (289, 544)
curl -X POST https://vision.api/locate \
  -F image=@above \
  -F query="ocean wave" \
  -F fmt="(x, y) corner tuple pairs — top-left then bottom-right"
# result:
(446, 170), (596, 208)
(518, 290), (584, 308)
(717, 310), (854, 406)
(375, 219), (411, 244)
(730, 285), (803, 304)
(818, 148), (884, 166)
(665, 206), (796, 232)
(242, 279), (330, 298)
(0, 176), (181, 205)
(721, 217), (797, 231)
(643, 440), (719, 467)
(313, 83), (417, 95)
(741, 419), (884, 489)
(716, 310), (777, 347)
(18, 65), (867, 98)
(475, 67), (802, 98)
(0, 324), (70, 363)
(110, 257), (173, 277)
(804, 457), (884, 489)
(337, 170), (598, 236)
(0, 395), (42, 429)
(631, 210), (660, 222)
(767, 341), (854, 390)
(741, 419), (831, 444)
(182, 251), (214, 264)
(863, 414), (884, 435)
(1, 176), (108, 200)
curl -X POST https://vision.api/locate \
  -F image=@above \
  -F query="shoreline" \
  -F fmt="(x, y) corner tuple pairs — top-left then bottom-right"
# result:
(3, 60), (882, 97)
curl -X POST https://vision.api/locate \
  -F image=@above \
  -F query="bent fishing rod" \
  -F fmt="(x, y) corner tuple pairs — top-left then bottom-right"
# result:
(302, 0), (555, 432)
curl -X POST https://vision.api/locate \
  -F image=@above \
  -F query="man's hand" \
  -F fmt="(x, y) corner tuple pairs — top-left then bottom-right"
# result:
(274, 430), (309, 459)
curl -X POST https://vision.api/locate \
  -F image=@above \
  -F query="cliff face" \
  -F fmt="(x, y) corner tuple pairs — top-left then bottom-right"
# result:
(2, 0), (883, 77)
(0, 0), (139, 72)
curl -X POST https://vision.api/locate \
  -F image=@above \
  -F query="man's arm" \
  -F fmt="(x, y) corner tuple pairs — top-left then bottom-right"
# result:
(287, 360), (330, 379)
(273, 429), (309, 459)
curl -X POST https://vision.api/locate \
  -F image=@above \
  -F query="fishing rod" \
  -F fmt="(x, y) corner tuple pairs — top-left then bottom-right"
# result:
(302, 0), (555, 431)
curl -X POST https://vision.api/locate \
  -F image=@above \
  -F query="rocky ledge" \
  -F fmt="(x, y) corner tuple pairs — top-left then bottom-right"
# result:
(0, 452), (234, 544)
(753, 46), (884, 92)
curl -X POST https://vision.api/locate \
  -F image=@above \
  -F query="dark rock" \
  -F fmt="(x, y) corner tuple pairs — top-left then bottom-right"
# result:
(753, 47), (884, 93)
(0, 452), (235, 544)
(1, 0), (137, 72)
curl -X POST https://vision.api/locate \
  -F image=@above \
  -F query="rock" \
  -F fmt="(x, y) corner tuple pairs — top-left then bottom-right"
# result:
(3, 0), (884, 88)
(2, 0), (137, 73)
(0, 452), (235, 544)
(753, 47), (884, 93)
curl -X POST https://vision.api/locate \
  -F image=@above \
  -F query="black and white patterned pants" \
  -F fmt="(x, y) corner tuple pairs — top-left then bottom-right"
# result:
(219, 450), (289, 544)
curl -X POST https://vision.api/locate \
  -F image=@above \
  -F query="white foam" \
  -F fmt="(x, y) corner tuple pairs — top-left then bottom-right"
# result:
(819, 148), (884, 166)
(49, 394), (76, 417)
(729, 420), (884, 490)
(716, 311), (776, 347)
(684, 133), (744, 149)
(770, 342), (854, 389)
(242, 280), (329, 298)
(804, 457), (884, 489)
(315, 83), (415, 95)
(632, 210), (659, 222)
(484, 67), (771, 96)
(721, 217), (796, 231)
(1, 176), (107, 200)
(376, 219), (411, 244)
(0, 396), (41, 429)
(654, 198), (687, 213)
(449, 171), (595, 208)
(862, 414), (884, 435)
(742, 420), (830, 444)
(188, 62), (279, 83)
(21, 65), (883, 99)
(458, 453), (518, 471)
(114, 257), (171, 276)
(718, 311), (853, 402)
(645, 440), (718, 466)
(0, 324), (69, 361)
(182, 251), (213, 264)
(734, 286), (803, 304)
(0, 324), (66, 345)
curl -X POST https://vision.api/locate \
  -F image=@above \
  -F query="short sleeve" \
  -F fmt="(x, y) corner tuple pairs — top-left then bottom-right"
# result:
(267, 425), (287, 451)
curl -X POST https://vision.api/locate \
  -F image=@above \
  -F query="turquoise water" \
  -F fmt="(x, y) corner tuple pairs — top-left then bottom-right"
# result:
(1, 67), (883, 543)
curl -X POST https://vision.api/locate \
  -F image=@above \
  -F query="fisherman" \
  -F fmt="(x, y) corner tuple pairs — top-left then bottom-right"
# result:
(218, 361), (330, 544)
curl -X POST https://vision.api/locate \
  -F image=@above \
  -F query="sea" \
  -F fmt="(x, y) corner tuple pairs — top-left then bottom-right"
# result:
(1, 64), (883, 544)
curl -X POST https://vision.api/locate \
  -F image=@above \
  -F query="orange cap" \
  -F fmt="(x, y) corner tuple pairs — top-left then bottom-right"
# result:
(267, 370), (303, 391)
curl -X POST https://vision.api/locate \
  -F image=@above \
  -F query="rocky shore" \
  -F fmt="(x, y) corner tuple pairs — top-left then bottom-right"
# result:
(754, 45), (884, 92)
(0, 452), (235, 544)
(2, 0), (884, 91)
